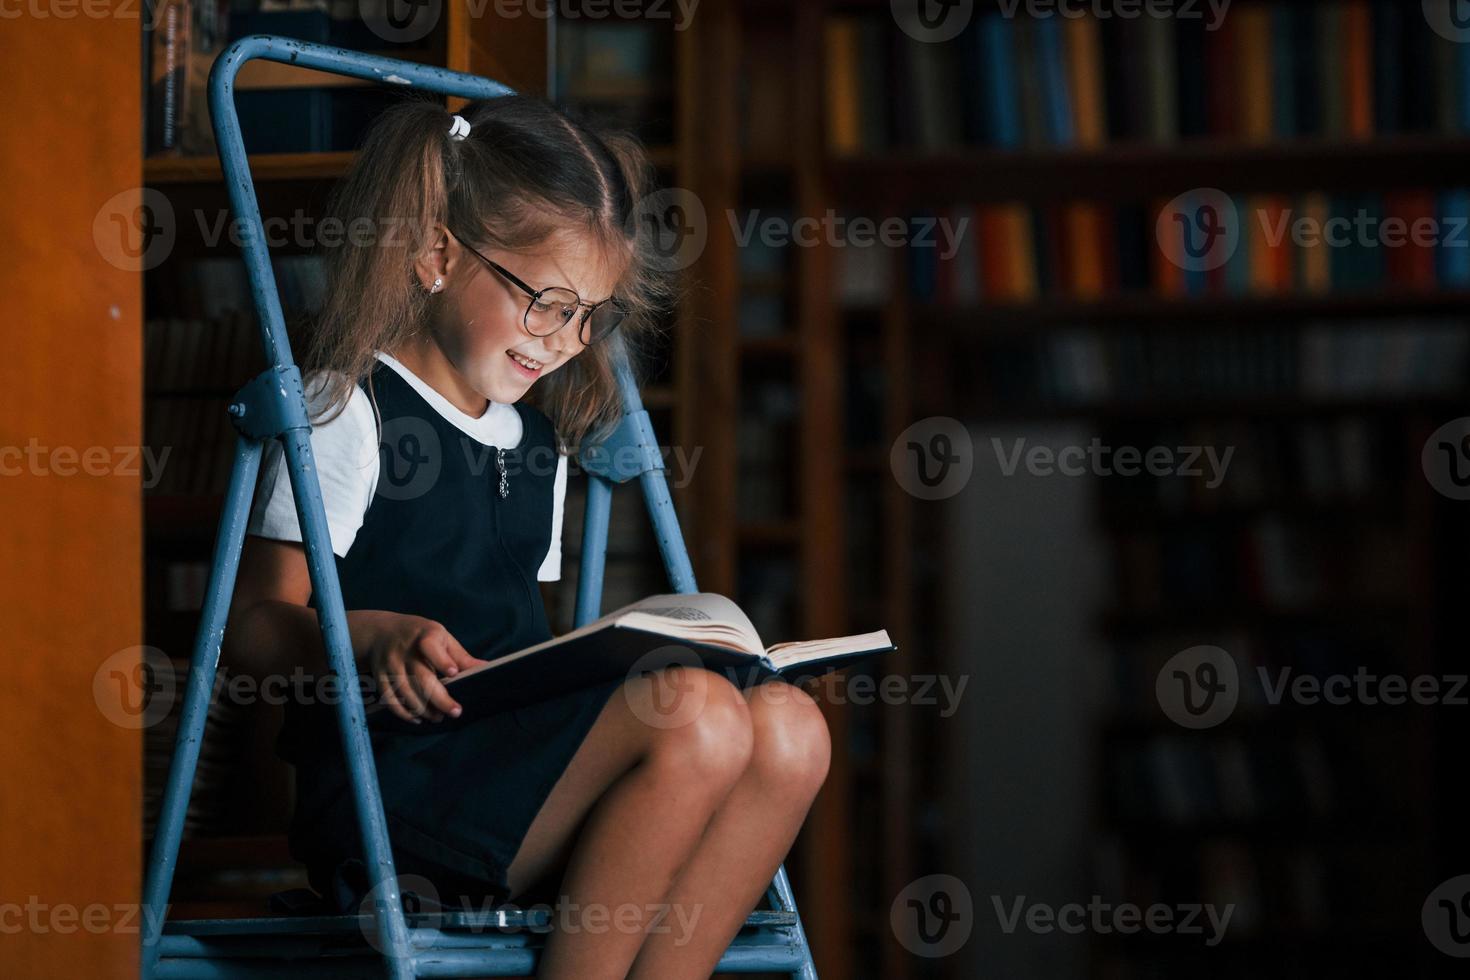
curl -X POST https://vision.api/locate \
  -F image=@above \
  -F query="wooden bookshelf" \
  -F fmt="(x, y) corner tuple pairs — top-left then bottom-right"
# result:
(826, 136), (1470, 204)
(815, 1), (1469, 978)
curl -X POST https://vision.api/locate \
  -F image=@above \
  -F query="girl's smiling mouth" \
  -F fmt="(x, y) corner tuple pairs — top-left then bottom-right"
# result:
(507, 349), (543, 378)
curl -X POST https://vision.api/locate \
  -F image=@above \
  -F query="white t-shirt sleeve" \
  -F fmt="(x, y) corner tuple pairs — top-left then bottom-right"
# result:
(536, 452), (569, 582)
(246, 375), (379, 558)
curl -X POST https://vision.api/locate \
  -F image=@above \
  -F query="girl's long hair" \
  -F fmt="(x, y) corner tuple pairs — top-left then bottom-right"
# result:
(300, 94), (680, 453)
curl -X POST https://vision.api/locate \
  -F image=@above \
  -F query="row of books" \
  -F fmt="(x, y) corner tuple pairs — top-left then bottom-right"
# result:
(146, 0), (420, 158)
(1110, 517), (1408, 613)
(1094, 416), (1406, 514)
(146, 313), (265, 394)
(554, 21), (676, 148)
(143, 656), (252, 841)
(149, 255), (326, 324)
(980, 320), (1470, 407)
(1106, 624), (1418, 719)
(145, 396), (240, 497)
(1093, 835), (1418, 942)
(855, 192), (1470, 307)
(826, 1), (1470, 153)
(1107, 730), (1373, 828)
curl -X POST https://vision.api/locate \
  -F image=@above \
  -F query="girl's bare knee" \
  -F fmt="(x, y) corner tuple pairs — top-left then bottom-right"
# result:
(745, 682), (831, 800)
(625, 667), (753, 791)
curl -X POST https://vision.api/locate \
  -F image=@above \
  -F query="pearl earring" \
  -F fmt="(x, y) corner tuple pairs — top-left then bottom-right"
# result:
(431, 277), (443, 293)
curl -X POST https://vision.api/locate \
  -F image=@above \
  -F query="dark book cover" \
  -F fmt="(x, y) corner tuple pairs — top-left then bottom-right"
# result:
(367, 624), (896, 736)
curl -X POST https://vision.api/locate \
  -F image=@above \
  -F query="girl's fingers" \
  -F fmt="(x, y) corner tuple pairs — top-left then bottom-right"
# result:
(441, 632), (483, 672)
(387, 663), (428, 719)
(415, 632), (462, 678)
(411, 659), (461, 720)
(378, 674), (419, 724)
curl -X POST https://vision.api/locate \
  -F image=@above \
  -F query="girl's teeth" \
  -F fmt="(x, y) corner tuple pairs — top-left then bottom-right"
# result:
(510, 352), (540, 370)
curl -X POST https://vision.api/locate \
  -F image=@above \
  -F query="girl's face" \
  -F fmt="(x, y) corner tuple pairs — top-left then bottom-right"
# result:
(419, 225), (622, 405)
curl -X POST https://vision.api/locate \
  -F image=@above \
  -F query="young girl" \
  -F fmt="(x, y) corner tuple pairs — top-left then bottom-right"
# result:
(222, 95), (831, 979)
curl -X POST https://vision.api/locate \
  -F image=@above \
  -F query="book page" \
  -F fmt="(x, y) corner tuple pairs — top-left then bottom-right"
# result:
(764, 629), (894, 669)
(612, 592), (766, 655)
(445, 593), (768, 682)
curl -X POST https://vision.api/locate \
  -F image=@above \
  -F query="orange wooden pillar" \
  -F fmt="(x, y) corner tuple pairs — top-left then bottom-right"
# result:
(0, 15), (143, 980)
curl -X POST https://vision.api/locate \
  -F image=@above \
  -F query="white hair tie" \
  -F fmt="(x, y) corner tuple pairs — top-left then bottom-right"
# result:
(448, 114), (471, 141)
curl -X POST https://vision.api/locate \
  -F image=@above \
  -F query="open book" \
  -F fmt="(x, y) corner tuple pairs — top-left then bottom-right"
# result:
(367, 593), (895, 734)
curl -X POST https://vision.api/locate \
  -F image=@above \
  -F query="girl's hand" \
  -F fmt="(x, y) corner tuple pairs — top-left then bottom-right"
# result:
(347, 610), (485, 725)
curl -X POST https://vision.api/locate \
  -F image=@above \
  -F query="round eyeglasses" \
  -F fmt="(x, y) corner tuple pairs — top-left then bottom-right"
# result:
(447, 227), (628, 346)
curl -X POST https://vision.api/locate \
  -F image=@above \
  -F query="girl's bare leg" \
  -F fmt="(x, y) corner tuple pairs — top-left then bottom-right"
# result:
(497, 666), (755, 980)
(624, 678), (832, 980)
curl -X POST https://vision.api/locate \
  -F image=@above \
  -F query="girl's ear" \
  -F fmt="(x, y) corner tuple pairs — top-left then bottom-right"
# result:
(412, 223), (453, 292)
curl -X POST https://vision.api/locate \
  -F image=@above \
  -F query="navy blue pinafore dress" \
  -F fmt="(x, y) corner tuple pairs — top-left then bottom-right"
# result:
(274, 360), (623, 911)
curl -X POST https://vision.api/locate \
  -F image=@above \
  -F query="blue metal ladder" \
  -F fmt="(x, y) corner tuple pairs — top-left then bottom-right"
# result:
(139, 34), (819, 979)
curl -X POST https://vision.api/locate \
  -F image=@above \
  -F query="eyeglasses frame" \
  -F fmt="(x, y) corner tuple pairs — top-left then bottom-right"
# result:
(445, 226), (626, 346)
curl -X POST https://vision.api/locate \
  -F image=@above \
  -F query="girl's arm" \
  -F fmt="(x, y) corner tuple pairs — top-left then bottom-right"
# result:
(223, 535), (482, 724)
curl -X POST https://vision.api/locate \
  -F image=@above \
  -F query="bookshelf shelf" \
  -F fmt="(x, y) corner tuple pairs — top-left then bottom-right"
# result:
(958, 394), (1468, 422)
(827, 136), (1470, 205)
(738, 333), (798, 357)
(1099, 600), (1411, 633)
(919, 289), (1470, 333)
(144, 144), (676, 186)
(736, 519), (802, 548)
(145, 151), (359, 185)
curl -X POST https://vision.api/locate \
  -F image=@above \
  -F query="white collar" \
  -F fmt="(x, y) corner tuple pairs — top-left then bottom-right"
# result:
(373, 350), (524, 449)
